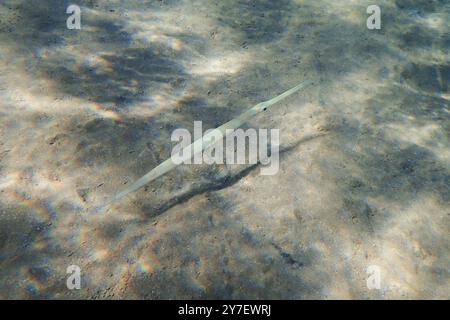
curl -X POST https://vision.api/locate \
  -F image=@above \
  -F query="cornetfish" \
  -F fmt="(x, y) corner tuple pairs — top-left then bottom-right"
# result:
(101, 80), (313, 209)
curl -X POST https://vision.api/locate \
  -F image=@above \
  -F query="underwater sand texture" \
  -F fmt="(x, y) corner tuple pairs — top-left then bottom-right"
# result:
(0, 0), (449, 299)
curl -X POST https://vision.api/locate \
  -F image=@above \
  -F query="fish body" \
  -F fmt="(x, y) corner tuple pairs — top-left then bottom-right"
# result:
(103, 80), (313, 209)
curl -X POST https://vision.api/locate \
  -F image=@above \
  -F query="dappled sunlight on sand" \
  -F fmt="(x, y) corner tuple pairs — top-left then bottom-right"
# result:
(0, 0), (448, 299)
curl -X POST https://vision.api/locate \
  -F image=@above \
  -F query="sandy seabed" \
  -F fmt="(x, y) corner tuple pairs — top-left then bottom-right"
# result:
(0, 0), (449, 299)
